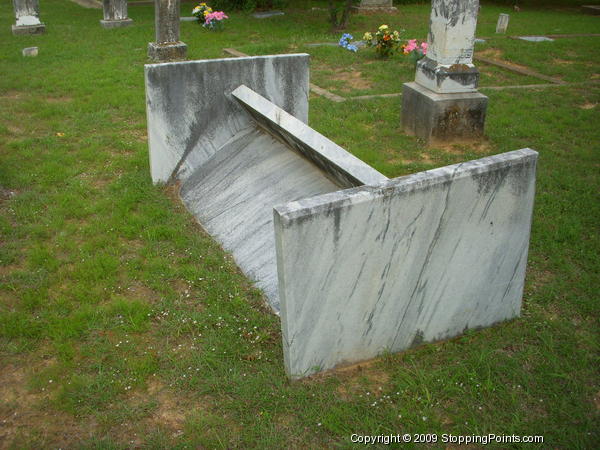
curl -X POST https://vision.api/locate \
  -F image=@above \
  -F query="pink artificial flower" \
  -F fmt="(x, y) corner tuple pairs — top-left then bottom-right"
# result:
(205, 11), (229, 24)
(421, 42), (428, 54)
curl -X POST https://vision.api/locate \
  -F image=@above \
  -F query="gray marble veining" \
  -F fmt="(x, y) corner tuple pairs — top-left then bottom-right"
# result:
(180, 126), (341, 312)
(232, 85), (388, 189)
(274, 149), (538, 378)
(145, 54), (309, 184)
(145, 54), (538, 380)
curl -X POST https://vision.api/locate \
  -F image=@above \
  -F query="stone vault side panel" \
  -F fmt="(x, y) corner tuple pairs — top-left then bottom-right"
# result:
(144, 54), (309, 184)
(274, 149), (538, 379)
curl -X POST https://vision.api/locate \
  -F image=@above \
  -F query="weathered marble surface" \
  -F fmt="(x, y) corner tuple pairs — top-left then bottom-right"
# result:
(274, 149), (538, 379)
(517, 36), (554, 42)
(180, 127), (341, 312)
(100, 0), (132, 28)
(232, 85), (387, 189)
(12, 0), (45, 34)
(147, 0), (186, 61)
(402, 81), (487, 142)
(496, 13), (509, 34)
(416, 0), (480, 94)
(145, 55), (310, 184)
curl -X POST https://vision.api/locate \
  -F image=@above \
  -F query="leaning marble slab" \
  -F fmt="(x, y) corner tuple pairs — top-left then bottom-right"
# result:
(145, 54), (538, 380)
(274, 149), (537, 378)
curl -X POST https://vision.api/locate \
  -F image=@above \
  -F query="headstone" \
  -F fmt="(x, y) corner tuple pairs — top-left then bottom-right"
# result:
(145, 54), (538, 379)
(100, 0), (133, 28)
(496, 13), (509, 34)
(22, 46), (38, 57)
(11, 0), (46, 35)
(148, 0), (187, 62)
(402, 0), (488, 142)
(353, 0), (397, 13)
(252, 10), (285, 19)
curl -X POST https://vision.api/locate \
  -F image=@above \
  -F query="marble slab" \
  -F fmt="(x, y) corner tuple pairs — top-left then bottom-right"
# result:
(231, 85), (388, 189)
(516, 36), (554, 42)
(274, 149), (538, 379)
(252, 10), (284, 19)
(180, 126), (341, 312)
(145, 54), (309, 184)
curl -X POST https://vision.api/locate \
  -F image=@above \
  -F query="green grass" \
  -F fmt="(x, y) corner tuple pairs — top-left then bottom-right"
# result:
(1, 1), (599, 448)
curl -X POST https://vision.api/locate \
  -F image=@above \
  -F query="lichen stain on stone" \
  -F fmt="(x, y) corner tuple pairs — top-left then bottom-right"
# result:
(448, 64), (470, 72)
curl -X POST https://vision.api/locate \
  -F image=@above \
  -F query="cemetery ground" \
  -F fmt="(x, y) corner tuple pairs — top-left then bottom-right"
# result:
(0, 0), (598, 447)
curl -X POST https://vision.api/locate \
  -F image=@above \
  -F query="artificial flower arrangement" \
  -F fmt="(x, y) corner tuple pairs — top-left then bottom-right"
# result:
(402, 39), (428, 65)
(363, 25), (402, 58)
(192, 3), (229, 31)
(338, 33), (358, 52)
(192, 3), (212, 22)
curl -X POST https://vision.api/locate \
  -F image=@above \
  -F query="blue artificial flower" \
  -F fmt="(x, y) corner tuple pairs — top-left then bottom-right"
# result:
(338, 33), (353, 48)
(346, 44), (358, 52)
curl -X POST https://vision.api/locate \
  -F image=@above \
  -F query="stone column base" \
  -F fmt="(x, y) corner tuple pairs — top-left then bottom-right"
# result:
(147, 42), (188, 62)
(100, 18), (133, 29)
(401, 82), (488, 143)
(12, 24), (46, 35)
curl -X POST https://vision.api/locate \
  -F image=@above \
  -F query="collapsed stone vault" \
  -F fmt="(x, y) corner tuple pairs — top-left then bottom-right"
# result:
(145, 54), (537, 379)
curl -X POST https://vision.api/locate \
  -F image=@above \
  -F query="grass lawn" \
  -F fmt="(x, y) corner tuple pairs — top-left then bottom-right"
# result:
(1, 0), (599, 448)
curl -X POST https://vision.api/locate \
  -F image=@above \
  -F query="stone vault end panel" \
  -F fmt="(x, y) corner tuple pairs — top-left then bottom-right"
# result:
(144, 54), (310, 184)
(274, 149), (538, 379)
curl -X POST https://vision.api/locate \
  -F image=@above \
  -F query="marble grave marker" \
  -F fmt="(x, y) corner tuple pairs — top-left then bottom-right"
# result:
(402, 0), (488, 142)
(148, 0), (187, 62)
(496, 13), (510, 34)
(100, 0), (133, 28)
(11, 0), (46, 35)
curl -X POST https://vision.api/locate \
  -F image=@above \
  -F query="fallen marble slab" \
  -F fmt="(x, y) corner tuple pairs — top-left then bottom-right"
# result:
(145, 54), (538, 379)
(516, 36), (554, 42)
(252, 10), (284, 19)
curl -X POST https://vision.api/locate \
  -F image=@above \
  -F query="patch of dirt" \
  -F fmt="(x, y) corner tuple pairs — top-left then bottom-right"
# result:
(0, 359), (97, 447)
(594, 391), (600, 411)
(312, 61), (373, 92)
(386, 154), (435, 166)
(46, 96), (73, 104)
(579, 102), (597, 110)
(124, 281), (162, 304)
(431, 138), (493, 155)
(0, 91), (24, 100)
(477, 48), (531, 71)
(144, 379), (190, 435)
(553, 58), (574, 65)
(335, 366), (391, 400)
(331, 69), (373, 92)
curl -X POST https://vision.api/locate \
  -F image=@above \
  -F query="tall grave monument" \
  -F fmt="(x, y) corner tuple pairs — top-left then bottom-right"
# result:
(11, 0), (46, 35)
(402, 0), (487, 142)
(100, 0), (133, 28)
(148, 0), (187, 62)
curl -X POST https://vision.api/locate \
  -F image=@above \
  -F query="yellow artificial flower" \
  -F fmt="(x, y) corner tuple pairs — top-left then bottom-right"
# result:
(379, 24), (389, 31)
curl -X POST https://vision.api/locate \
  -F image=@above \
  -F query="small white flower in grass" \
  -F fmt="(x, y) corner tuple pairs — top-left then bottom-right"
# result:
(422, 416), (427, 421)
(317, 422), (322, 427)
